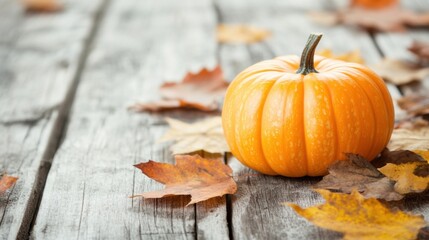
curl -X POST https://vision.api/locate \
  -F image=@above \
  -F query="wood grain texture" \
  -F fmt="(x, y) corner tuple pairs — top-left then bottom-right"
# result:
(31, 0), (228, 239)
(0, 0), (104, 239)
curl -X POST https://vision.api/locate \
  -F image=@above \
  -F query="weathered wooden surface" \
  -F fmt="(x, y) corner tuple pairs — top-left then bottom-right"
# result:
(0, 0), (428, 239)
(0, 0), (104, 239)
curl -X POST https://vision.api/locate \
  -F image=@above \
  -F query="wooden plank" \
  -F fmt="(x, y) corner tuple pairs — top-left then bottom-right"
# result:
(0, 0), (104, 239)
(31, 0), (228, 239)
(216, 0), (407, 239)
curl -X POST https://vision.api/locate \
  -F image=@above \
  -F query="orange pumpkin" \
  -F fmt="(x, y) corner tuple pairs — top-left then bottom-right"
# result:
(351, 0), (398, 9)
(222, 34), (394, 177)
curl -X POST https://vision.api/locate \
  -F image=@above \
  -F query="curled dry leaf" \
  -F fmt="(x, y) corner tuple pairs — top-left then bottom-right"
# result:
(310, 2), (429, 32)
(132, 155), (237, 205)
(24, 0), (62, 12)
(217, 24), (271, 44)
(409, 41), (429, 62)
(378, 150), (429, 194)
(314, 153), (403, 201)
(160, 117), (229, 155)
(130, 66), (228, 112)
(372, 58), (429, 85)
(317, 49), (364, 64)
(287, 190), (427, 240)
(0, 175), (18, 194)
(388, 127), (429, 151)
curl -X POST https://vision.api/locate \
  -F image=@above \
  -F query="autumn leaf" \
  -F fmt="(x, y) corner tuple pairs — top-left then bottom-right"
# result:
(378, 150), (429, 194)
(160, 117), (229, 155)
(388, 127), (429, 151)
(132, 155), (237, 205)
(0, 175), (18, 194)
(130, 66), (228, 112)
(310, 2), (429, 32)
(409, 41), (429, 62)
(398, 95), (429, 118)
(317, 49), (364, 64)
(24, 0), (62, 12)
(217, 24), (271, 44)
(287, 190), (427, 240)
(372, 58), (429, 85)
(314, 153), (403, 201)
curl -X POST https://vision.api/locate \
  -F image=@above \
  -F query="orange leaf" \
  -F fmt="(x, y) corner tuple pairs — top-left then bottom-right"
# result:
(0, 175), (18, 194)
(217, 24), (271, 44)
(130, 66), (228, 112)
(288, 190), (427, 240)
(23, 0), (62, 12)
(132, 155), (237, 205)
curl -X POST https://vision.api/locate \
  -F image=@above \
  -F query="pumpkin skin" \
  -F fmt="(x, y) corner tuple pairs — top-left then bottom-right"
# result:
(351, 0), (398, 9)
(222, 34), (394, 177)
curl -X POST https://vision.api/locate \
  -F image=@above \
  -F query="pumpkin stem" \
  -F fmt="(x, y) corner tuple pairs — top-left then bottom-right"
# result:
(296, 33), (323, 75)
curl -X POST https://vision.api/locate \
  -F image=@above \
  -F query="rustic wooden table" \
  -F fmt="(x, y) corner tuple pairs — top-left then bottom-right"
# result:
(1, 0), (429, 239)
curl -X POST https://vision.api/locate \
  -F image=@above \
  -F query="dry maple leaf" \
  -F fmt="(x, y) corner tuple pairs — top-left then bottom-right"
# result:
(0, 175), (18, 194)
(287, 190), (427, 240)
(23, 0), (62, 12)
(317, 49), (364, 64)
(409, 41), (429, 62)
(379, 150), (429, 194)
(372, 58), (429, 85)
(217, 24), (271, 44)
(388, 127), (429, 151)
(160, 117), (229, 155)
(311, 2), (429, 32)
(130, 66), (228, 112)
(132, 155), (237, 205)
(314, 153), (403, 201)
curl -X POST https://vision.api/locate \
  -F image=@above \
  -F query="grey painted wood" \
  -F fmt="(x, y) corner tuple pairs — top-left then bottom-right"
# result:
(32, 0), (229, 239)
(0, 0), (104, 239)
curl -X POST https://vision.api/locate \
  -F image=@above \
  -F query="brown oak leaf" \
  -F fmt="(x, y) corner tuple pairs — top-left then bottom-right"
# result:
(0, 175), (18, 194)
(287, 190), (427, 240)
(311, 2), (429, 32)
(160, 117), (229, 155)
(217, 24), (271, 44)
(132, 155), (237, 205)
(409, 41), (429, 62)
(372, 58), (429, 85)
(314, 153), (403, 201)
(130, 66), (228, 112)
(24, 0), (62, 12)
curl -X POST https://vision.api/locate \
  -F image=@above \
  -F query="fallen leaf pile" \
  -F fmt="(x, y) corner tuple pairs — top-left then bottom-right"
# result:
(288, 190), (427, 240)
(0, 175), (18, 194)
(372, 58), (429, 85)
(160, 117), (229, 155)
(389, 127), (429, 150)
(130, 66), (228, 112)
(395, 95), (429, 129)
(314, 153), (402, 201)
(317, 49), (364, 64)
(316, 149), (429, 200)
(311, 0), (429, 32)
(24, 0), (62, 12)
(217, 24), (271, 44)
(132, 154), (237, 205)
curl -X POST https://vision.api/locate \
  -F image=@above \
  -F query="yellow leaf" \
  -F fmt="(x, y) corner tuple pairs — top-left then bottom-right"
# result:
(160, 117), (229, 155)
(317, 49), (364, 64)
(287, 190), (426, 240)
(217, 24), (270, 44)
(413, 150), (429, 162)
(379, 161), (429, 194)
